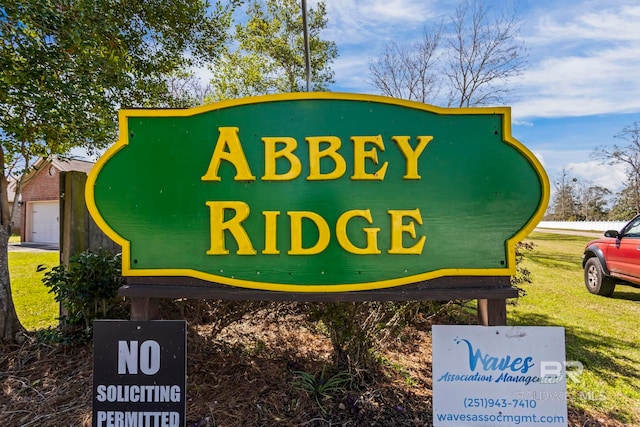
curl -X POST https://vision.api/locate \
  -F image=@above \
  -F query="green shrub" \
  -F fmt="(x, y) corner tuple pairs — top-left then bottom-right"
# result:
(40, 249), (126, 331)
(309, 301), (415, 369)
(511, 241), (535, 296)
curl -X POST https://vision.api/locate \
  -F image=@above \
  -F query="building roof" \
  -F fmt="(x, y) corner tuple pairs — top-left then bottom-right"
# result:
(49, 157), (95, 174)
(20, 156), (96, 189)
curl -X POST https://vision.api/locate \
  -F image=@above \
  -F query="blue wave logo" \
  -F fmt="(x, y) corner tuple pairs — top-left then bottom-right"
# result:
(455, 337), (535, 374)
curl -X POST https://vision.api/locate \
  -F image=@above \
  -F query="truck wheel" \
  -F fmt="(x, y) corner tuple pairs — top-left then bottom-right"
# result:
(584, 257), (616, 296)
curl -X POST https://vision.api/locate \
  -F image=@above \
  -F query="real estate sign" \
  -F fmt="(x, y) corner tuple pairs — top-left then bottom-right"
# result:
(432, 325), (568, 427)
(86, 93), (548, 292)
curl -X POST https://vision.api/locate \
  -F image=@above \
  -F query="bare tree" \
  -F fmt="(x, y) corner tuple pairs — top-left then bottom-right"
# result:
(368, 0), (527, 107)
(368, 27), (443, 103)
(592, 121), (640, 215)
(446, 0), (527, 107)
(165, 73), (214, 108)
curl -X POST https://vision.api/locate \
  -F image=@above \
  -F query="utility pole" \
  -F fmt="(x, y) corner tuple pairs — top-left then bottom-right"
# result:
(301, 0), (311, 91)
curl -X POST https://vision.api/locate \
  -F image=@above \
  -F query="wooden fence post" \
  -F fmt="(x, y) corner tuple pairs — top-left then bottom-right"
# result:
(60, 171), (120, 265)
(59, 171), (122, 324)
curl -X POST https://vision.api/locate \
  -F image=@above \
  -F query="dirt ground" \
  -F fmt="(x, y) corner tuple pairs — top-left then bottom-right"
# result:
(0, 301), (633, 427)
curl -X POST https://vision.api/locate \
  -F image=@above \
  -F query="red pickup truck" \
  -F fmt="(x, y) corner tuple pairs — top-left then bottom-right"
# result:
(582, 215), (640, 296)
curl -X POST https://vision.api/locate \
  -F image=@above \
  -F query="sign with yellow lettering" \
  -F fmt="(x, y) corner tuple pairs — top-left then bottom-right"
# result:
(86, 93), (549, 292)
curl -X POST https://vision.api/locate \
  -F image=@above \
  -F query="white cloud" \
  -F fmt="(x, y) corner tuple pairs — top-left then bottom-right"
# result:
(566, 160), (627, 192)
(323, 0), (440, 94)
(325, 1), (640, 120)
(513, 45), (640, 118)
(531, 149), (545, 169)
(324, 0), (437, 47)
(331, 52), (382, 93)
(513, 2), (640, 119)
(527, 144), (627, 191)
(529, 4), (640, 45)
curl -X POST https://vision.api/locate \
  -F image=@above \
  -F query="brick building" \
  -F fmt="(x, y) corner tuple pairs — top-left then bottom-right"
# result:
(20, 157), (94, 244)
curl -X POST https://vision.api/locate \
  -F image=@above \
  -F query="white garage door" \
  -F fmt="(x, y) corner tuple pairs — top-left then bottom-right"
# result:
(30, 201), (60, 244)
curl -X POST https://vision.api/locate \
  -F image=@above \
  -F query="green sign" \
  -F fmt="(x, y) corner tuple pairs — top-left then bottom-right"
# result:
(87, 93), (549, 292)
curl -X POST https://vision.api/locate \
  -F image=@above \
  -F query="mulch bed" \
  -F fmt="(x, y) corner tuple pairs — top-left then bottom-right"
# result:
(0, 301), (633, 426)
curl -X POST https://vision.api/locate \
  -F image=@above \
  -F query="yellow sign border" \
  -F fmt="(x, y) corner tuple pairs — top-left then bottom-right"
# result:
(86, 92), (549, 293)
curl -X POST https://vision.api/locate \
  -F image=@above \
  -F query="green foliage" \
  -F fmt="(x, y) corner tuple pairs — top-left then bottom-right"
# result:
(609, 185), (639, 220)
(546, 169), (615, 221)
(0, 0), (234, 163)
(0, 0), (235, 341)
(511, 241), (534, 295)
(210, 0), (337, 100)
(34, 324), (94, 346)
(292, 366), (352, 412)
(576, 185), (611, 220)
(40, 249), (126, 330)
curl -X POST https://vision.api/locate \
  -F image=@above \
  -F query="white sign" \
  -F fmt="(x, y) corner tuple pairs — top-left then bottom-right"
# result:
(432, 325), (567, 427)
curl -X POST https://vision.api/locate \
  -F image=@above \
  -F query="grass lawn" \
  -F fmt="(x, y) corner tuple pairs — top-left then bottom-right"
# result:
(6, 232), (640, 423)
(510, 232), (640, 423)
(9, 250), (60, 330)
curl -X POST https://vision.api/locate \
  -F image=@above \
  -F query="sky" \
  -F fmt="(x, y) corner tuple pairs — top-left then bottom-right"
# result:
(314, 0), (640, 194)
(73, 0), (639, 198)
